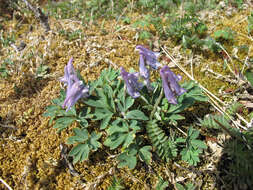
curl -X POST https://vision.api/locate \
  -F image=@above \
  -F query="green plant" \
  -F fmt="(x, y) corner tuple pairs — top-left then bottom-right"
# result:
(0, 64), (9, 78)
(44, 47), (208, 169)
(45, 0), (86, 20)
(67, 128), (102, 163)
(248, 11), (253, 35)
(0, 31), (15, 47)
(166, 14), (208, 50)
(213, 28), (235, 43)
(155, 176), (168, 190)
(59, 29), (84, 41)
(0, 58), (15, 78)
(107, 176), (124, 190)
(178, 126), (207, 166)
(43, 90), (90, 133)
(132, 15), (153, 40)
(36, 64), (49, 78)
(176, 182), (196, 190)
(217, 128), (253, 189)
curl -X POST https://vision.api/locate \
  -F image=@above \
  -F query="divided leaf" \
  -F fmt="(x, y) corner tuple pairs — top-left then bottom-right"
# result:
(125, 110), (148, 120)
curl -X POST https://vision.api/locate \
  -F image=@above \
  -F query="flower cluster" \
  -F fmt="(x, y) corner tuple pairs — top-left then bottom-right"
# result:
(60, 58), (89, 111)
(121, 45), (186, 104)
(60, 46), (186, 112)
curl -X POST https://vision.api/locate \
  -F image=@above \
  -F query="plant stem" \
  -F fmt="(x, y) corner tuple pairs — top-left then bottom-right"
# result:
(150, 88), (163, 120)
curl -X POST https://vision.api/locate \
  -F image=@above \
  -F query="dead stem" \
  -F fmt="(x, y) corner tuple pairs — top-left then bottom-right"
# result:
(0, 177), (13, 190)
(84, 167), (115, 190)
(22, 0), (50, 32)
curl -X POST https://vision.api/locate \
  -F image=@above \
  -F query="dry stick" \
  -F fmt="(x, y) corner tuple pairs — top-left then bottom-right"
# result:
(190, 54), (194, 79)
(112, 7), (128, 34)
(164, 165), (179, 190)
(84, 167), (115, 190)
(0, 177), (13, 190)
(162, 46), (248, 130)
(22, 0), (50, 32)
(59, 144), (81, 178)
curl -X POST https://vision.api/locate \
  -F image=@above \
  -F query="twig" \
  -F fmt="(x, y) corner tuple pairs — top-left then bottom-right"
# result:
(216, 43), (236, 75)
(22, 0), (50, 32)
(84, 167), (115, 190)
(0, 177), (13, 190)
(0, 123), (16, 130)
(174, 162), (202, 176)
(190, 54), (194, 79)
(59, 144), (80, 177)
(164, 165), (179, 190)
(174, 125), (187, 136)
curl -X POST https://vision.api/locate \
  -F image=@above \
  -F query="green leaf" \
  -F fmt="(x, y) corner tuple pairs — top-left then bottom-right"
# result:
(104, 133), (127, 150)
(107, 120), (128, 135)
(107, 176), (125, 190)
(69, 143), (90, 164)
(43, 105), (59, 117)
(155, 176), (168, 190)
(191, 139), (207, 149)
(167, 114), (185, 121)
(104, 84), (115, 111)
(179, 127), (207, 166)
(117, 151), (137, 169)
(88, 131), (102, 151)
(78, 117), (89, 128)
(139, 146), (152, 164)
(245, 68), (253, 86)
(94, 108), (113, 120)
(84, 99), (104, 108)
(67, 128), (88, 144)
(199, 114), (230, 129)
(53, 117), (75, 133)
(125, 96), (135, 111)
(122, 131), (135, 149)
(100, 113), (113, 129)
(125, 110), (148, 120)
(176, 183), (185, 190)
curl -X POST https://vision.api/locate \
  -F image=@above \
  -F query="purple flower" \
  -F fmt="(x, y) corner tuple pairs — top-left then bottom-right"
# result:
(160, 66), (186, 104)
(60, 58), (89, 111)
(120, 67), (143, 99)
(136, 45), (161, 91)
(62, 81), (89, 112)
(136, 45), (161, 70)
(60, 57), (79, 86)
(139, 54), (153, 90)
(139, 54), (150, 79)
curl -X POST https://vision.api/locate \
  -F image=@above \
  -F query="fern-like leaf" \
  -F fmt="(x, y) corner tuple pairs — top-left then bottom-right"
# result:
(146, 120), (177, 161)
(199, 114), (230, 129)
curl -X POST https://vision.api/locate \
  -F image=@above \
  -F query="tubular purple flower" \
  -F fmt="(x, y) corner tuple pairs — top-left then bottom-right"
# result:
(62, 81), (89, 112)
(135, 45), (161, 69)
(120, 67), (143, 99)
(160, 66), (186, 104)
(139, 54), (149, 79)
(60, 57), (79, 86)
(60, 58), (89, 111)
